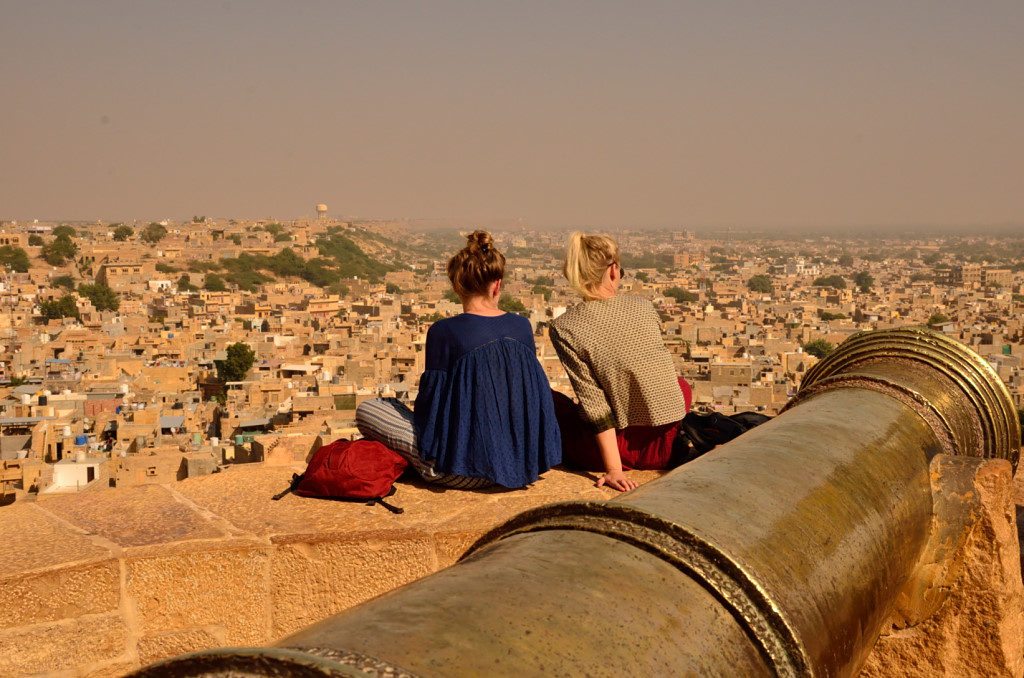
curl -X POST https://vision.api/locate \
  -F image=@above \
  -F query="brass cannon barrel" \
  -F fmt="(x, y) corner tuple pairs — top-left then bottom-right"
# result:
(137, 328), (1020, 677)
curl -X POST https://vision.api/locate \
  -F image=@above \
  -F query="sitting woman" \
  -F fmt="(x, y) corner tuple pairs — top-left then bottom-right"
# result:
(549, 232), (692, 492)
(356, 231), (561, 489)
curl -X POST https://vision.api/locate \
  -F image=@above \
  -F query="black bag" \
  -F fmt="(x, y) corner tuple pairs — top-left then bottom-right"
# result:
(677, 411), (771, 459)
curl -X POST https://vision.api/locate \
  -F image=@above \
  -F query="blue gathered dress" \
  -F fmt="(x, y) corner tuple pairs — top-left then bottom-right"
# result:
(414, 312), (562, 488)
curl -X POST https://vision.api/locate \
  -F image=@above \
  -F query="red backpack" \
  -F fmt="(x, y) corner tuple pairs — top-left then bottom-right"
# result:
(272, 439), (408, 513)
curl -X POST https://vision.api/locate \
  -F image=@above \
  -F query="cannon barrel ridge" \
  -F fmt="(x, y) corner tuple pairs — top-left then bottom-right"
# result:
(133, 329), (1021, 678)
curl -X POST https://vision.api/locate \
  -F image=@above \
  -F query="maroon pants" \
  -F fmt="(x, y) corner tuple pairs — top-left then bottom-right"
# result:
(553, 378), (692, 471)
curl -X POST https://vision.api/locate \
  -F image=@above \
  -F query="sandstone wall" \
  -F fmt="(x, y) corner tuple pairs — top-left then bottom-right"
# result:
(0, 465), (651, 677)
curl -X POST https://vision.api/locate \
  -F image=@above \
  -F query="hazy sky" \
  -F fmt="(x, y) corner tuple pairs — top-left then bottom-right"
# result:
(1, 1), (1022, 229)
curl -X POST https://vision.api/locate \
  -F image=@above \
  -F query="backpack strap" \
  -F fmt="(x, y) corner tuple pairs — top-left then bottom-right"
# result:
(367, 497), (404, 514)
(272, 473), (303, 501)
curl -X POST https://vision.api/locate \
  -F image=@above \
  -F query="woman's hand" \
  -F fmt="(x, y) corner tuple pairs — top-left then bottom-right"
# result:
(596, 469), (638, 492)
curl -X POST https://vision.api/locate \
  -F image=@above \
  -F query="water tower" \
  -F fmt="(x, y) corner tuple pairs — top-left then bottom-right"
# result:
(316, 204), (328, 221)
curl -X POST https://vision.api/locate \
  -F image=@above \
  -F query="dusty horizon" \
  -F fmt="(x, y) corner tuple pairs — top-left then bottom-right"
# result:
(2, 1), (1022, 230)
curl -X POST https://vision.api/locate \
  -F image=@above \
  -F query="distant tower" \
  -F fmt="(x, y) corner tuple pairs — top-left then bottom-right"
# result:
(316, 204), (328, 221)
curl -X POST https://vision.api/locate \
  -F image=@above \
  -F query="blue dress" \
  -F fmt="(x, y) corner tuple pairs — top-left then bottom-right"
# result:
(414, 313), (562, 488)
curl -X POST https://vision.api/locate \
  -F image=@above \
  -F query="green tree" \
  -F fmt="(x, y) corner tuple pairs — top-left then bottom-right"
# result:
(813, 275), (846, 289)
(928, 312), (950, 326)
(853, 271), (874, 293)
(51, 275), (76, 290)
(39, 295), (80, 321)
(215, 342), (256, 383)
(78, 282), (120, 312)
(112, 224), (134, 241)
(0, 245), (31, 272)
(498, 294), (529, 316)
(28, 234), (43, 246)
(141, 222), (168, 244)
(837, 253), (854, 267)
(385, 282), (402, 294)
(803, 338), (834, 359)
(746, 275), (773, 294)
(176, 274), (198, 292)
(817, 310), (847, 321)
(530, 275), (555, 287)
(41, 235), (78, 266)
(634, 271), (650, 283)
(204, 274), (227, 292)
(52, 225), (76, 239)
(228, 234), (242, 245)
(155, 262), (179, 273)
(274, 233), (292, 242)
(665, 286), (699, 303)
(444, 289), (461, 303)
(531, 284), (552, 301)
(188, 260), (221, 273)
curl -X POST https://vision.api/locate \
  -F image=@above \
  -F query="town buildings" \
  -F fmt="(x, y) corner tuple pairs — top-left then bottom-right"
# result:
(0, 218), (1022, 502)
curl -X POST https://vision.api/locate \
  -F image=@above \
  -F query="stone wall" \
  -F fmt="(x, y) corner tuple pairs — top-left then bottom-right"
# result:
(0, 464), (651, 677)
(2, 459), (1023, 677)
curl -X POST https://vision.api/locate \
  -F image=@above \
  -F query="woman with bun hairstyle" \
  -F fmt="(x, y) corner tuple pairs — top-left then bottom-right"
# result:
(549, 232), (691, 492)
(356, 231), (561, 489)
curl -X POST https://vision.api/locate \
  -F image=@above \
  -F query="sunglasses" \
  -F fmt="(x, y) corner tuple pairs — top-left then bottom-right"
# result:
(609, 261), (626, 278)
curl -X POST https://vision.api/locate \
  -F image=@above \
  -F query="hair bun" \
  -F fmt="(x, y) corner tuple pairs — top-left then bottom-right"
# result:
(466, 230), (494, 255)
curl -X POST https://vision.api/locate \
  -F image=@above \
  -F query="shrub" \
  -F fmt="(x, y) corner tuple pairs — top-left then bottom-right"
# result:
(78, 282), (120, 312)
(812, 275), (846, 289)
(204, 274), (227, 292)
(498, 294), (529, 316)
(41, 235), (77, 266)
(39, 295), (80, 321)
(665, 287), (699, 303)
(746, 275), (773, 294)
(51, 275), (76, 290)
(141, 222), (168, 244)
(853, 271), (874, 293)
(215, 343), (256, 383)
(0, 245), (30, 272)
(803, 338), (834, 359)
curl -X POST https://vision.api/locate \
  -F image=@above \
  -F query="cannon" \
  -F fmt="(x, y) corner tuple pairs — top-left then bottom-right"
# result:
(135, 328), (1020, 677)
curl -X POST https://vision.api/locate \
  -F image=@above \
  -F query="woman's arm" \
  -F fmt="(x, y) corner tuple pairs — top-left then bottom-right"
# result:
(550, 326), (635, 492)
(594, 428), (637, 492)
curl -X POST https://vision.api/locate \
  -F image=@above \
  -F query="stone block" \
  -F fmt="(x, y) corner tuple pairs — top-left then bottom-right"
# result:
(270, 533), (437, 639)
(39, 484), (225, 547)
(0, 612), (128, 676)
(137, 627), (227, 665)
(83, 660), (145, 677)
(0, 558), (120, 628)
(0, 503), (112, 575)
(126, 542), (271, 645)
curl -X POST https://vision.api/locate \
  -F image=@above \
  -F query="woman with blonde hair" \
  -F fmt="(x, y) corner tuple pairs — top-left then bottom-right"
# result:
(356, 231), (561, 489)
(549, 232), (691, 491)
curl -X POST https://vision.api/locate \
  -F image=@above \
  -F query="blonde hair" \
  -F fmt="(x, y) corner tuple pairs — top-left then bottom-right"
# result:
(563, 231), (619, 300)
(447, 230), (506, 299)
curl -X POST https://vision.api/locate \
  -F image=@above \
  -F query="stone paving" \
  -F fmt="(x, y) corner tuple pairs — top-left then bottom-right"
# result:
(0, 464), (664, 677)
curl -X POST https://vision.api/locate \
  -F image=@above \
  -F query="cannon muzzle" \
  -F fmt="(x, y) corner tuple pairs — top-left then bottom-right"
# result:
(134, 328), (1020, 677)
